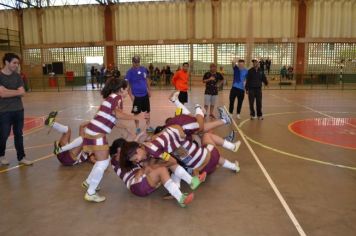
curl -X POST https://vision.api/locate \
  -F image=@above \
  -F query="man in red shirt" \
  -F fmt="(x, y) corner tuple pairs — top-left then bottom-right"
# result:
(172, 62), (189, 104)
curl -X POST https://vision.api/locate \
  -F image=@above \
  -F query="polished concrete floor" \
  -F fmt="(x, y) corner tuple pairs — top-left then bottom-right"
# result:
(0, 88), (355, 236)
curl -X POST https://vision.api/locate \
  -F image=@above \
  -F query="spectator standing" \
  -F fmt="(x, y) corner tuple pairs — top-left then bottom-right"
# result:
(280, 65), (287, 80)
(126, 56), (155, 134)
(172, 62), (189, 104)
(203, 63), (224, 118)
(265, 58), (271, 75)
(245, 59), (268, 120)
(0, 53), (33, 166)
(90, 66), (96, 89)
(165, 65), (172, 86)
(287, 65), (294, 80)
(229, 59), (248, 119)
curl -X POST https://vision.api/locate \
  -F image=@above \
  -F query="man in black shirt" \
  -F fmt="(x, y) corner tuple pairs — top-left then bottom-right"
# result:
(245, 59), (268, 120)
(0, 53), (33, 165)
(203, 63), (224, 118)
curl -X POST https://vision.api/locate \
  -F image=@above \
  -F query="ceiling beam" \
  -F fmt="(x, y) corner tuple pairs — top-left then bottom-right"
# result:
(0, 2), (17, 9)
(95, 0), (105, 5)
(15, 0), (39, 8)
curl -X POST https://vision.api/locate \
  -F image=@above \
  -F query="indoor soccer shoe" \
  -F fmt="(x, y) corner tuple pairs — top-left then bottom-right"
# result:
(19, 158), (33, 166)
(0, 157), (10, 165)
(53, 141), (62, 155)
(198, 171), (207, 183)
(178, 193), (194, 208)
(84, 192), (106, 203)
(81, 181), (101, 191)
(235, 161), (240, 173)
(218, 107), (232, 124)
(233, 141), (241, 152)
(225, 130), (236, 142)
(190, 174), (205, 190)
(45, 111), (58, 126)
(146, 126), (155, 133)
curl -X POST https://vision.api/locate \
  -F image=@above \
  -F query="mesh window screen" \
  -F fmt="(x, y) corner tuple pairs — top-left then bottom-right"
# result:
(192, 44), (214, 76)
(23, 49), (41, 65)
(217, 43), (247, 75)
(252, 43), (295, 74)
(306, 43), (356, 74)
(117, 44), (190, 76)
(64, 47), (104, 76)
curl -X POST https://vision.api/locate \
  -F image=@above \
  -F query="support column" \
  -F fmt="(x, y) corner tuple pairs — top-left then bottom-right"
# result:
(212, 0), (220, 65)
(246, 0), (254, 66)
(296, 0), (307, 75)
(104, 5), (115, 69)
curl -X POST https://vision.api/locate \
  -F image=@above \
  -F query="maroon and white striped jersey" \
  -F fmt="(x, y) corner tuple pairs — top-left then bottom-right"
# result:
(86, 93), (123, 135)
(166, 114), (200, 137)
(111, 156), (142, 189)
(145, 125), (208, 170)
(144, 126), (185, 160)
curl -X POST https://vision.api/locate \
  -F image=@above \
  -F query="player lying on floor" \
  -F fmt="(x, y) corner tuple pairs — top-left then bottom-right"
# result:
(120, 124), (239, 194)
(110, 138), (201, 207)
(168, 91), (238, 144)
(44, 112), (94, 166)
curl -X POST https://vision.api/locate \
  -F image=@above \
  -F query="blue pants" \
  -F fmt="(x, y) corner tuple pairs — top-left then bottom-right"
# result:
(0, 110), (25, 161)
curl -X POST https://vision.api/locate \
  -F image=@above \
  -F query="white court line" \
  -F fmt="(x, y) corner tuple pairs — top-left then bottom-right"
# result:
(223, 106), (307, 236)
(271, 95), (356, 128)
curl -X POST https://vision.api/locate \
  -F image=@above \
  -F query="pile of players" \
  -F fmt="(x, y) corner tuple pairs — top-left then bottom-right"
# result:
(44, 78), (242, 207)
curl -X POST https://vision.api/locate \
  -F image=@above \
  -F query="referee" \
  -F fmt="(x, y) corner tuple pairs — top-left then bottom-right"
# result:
(245, 59), (268, 120)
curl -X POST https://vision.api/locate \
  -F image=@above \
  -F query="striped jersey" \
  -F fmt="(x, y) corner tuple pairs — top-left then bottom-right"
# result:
(111, 156), (142, 189)
(86, 93), (123, 135)
(145, 125), (208, 169)
(166, 114), (200, 137)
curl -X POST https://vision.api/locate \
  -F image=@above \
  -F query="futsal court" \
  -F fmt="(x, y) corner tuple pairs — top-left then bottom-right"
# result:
(0, 88), (355, 236)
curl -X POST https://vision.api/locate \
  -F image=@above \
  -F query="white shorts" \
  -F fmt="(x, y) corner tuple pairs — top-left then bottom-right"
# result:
(204, 95), (218, 106)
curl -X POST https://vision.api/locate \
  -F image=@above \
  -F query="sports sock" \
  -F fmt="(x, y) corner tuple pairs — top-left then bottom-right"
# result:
(222, 159), (238, 171)
(86, 158), (110, 195)
(173, 100), (191, 115)
(173, 165), (192, 184)
(52, 122), (69, 133)
(60, 136), (83, 153)
(163, 179), (183, 202)
(222, 140), (236, 151)
(171, 173), (181, 188)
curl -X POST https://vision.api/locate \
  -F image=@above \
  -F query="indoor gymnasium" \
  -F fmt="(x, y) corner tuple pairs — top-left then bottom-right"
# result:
(0, 0), (355, 236)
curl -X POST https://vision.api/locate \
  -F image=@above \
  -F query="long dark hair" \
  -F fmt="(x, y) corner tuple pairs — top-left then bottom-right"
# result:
(119, 141), (140, 171)
(109, 138), (127, 157)
(154, 125), (165, 135)
(101, 78), (127, 99)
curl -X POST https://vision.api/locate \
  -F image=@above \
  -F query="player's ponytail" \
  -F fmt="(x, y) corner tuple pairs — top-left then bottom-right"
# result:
(101, 78), (128, 99)
(109, 138), (127, 157)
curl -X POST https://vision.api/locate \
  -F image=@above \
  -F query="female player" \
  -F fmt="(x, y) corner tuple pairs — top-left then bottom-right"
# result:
(44, 111), (93, 166)
(82, 78), (146, 203)
(110, 138), (194, 207)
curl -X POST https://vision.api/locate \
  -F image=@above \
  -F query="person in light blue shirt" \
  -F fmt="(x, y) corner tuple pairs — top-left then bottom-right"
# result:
(229, 59), (248, 119)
